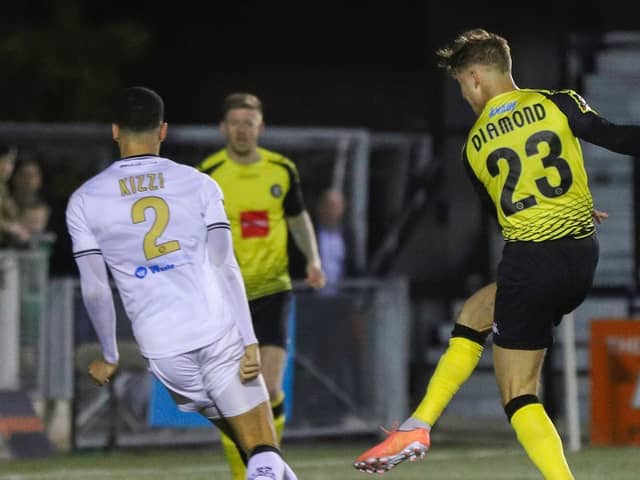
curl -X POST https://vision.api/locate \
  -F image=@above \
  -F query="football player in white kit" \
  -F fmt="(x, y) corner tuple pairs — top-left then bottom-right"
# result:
(66, 86), (297, 480)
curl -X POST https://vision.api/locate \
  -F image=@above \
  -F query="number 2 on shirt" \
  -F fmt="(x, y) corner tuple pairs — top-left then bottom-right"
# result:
(131, 196), (181, 260)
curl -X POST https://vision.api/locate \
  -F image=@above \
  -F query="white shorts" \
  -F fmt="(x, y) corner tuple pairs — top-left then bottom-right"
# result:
(147, 326), (269, 420)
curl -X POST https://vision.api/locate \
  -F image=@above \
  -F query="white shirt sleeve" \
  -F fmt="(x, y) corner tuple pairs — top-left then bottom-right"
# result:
(201, 175), (257, 346)
(66, 191), (101, 256)
(202, 176), (232, 266)
(75, 255), (119, 364)
(66, 191), (119, 364)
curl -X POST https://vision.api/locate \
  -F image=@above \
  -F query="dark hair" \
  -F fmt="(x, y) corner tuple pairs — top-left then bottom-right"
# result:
(114, 86), (164, 132)
(221, 93), (262, 119)
(436, 29), (511, 75)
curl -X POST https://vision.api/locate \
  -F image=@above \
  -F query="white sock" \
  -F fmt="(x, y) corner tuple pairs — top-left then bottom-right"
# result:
(247, 450), (285, 480)
(283, 461), (298, 480)
(399, 417), (431, 432)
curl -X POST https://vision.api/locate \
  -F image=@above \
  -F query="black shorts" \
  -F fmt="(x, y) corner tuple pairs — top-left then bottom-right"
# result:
(493, 234), (599, 350)
(249, 290), (294, 348)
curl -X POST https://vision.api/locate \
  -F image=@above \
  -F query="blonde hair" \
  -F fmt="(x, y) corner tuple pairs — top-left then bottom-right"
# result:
(436, 29), (511, 75)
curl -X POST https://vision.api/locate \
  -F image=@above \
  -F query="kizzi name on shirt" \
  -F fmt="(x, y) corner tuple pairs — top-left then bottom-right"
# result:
(119, 172), (166, 196)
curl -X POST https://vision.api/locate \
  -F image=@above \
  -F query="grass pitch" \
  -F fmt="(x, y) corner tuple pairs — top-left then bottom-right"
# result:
(0, 439), (638, 479)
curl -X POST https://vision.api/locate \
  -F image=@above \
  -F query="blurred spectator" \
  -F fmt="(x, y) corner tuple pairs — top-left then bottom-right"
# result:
(10, 158), (54, 249)
(21, 201), (55, 252)
(11, 159), (47, 211)
(314, 188), (359, 290)
(0, 144), (30, 247)
(21, 201), (51, 236)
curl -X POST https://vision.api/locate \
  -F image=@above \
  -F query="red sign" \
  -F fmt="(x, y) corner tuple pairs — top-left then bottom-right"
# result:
(590, 319), (640, 445)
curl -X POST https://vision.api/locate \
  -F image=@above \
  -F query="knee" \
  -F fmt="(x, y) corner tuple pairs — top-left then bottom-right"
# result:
(457, 303), (492, 332)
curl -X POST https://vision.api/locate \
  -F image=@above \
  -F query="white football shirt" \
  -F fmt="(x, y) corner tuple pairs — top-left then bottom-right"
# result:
(66, 155), (233, 359)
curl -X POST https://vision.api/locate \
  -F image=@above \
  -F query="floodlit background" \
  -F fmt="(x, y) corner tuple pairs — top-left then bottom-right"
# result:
(1, 0), (640, 476)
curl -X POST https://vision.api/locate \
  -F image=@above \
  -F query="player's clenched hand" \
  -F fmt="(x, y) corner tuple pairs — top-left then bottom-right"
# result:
(88, 359), (118, 386)
(239, 343), (261, 383)
(305, 260), (326, 289)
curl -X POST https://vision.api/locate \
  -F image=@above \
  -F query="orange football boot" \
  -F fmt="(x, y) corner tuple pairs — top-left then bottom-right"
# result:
(354, 426), (430, 473)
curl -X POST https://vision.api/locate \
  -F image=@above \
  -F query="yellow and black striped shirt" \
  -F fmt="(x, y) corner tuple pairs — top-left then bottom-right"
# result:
(464, 88), (600, 242)
(198, 147), (305, 300)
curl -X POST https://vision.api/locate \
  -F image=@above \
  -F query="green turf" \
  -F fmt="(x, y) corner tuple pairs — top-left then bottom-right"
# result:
(0, 440), (637, 479)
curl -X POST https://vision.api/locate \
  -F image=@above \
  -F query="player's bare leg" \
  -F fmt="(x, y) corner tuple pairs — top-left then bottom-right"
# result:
(220, 345), (287, 478)
(260, 345), (288, 441)
(457, 282), (495, 332)
(214, 401), (295, 480)
(260, 345), (287, 403)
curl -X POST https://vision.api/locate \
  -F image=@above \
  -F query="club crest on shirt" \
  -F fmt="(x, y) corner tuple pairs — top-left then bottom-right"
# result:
(270, 184), (283, 198)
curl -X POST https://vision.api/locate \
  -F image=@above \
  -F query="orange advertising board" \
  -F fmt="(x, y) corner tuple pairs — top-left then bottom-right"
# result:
(590, 319), (640, 445)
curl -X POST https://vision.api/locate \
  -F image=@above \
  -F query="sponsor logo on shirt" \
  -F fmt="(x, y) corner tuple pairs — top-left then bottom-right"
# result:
(134, 263), (175, 279)
(135, 266), (148, 279)
(489, 100), (517, 118)
(240, 210), (269, 238)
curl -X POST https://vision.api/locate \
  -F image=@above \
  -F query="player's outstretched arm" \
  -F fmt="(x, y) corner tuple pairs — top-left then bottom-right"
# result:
(552, 91), (640, 155)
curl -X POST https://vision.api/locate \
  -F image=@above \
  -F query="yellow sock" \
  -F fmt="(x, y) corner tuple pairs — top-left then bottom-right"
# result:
(413, 336), (483, 426)
(511, 403), (574, 480)
(272, 391), (286, 445)
(220, 431), (246, 480)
